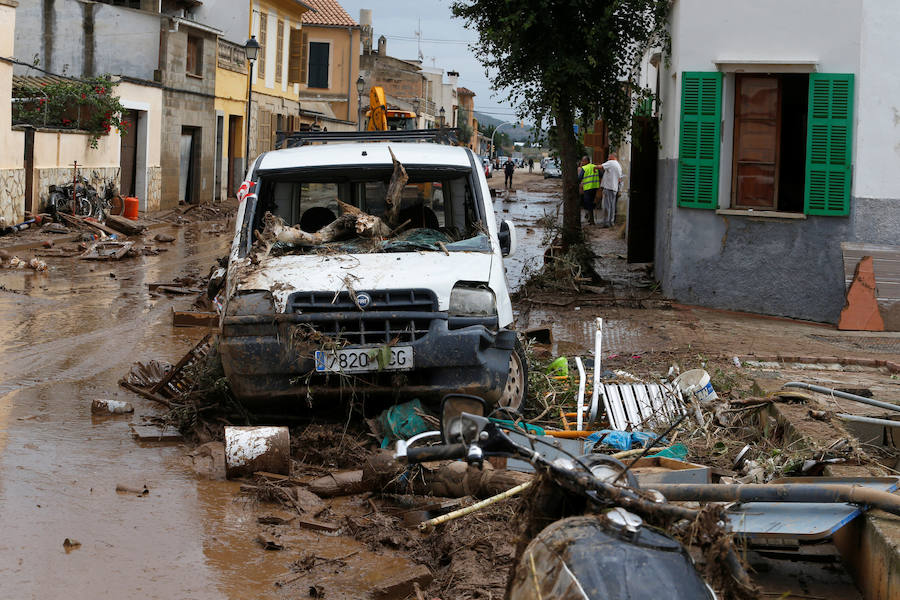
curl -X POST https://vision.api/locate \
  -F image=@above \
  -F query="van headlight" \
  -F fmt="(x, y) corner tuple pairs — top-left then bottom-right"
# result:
(449, 285), (496, 317)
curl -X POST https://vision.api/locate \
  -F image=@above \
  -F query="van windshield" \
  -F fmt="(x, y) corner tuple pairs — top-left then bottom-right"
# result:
(252, 165), (491, 255)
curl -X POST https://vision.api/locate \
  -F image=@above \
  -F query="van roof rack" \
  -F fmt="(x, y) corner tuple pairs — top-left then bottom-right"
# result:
(275, 128), (460, 148)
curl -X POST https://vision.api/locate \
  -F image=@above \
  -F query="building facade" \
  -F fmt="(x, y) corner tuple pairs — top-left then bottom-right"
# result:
(11, 0), (174, 210)
(0, 1), (25, 226)
(297, 0), (361, 130)
(648, 0), (900, 326)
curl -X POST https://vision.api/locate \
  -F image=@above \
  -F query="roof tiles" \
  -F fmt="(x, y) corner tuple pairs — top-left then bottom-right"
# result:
(300, 0), (357, 27)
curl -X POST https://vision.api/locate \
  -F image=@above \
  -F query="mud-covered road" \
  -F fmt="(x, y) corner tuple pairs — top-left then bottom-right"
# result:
(0, 224), (285, 598)
(2, 173), (897, 599)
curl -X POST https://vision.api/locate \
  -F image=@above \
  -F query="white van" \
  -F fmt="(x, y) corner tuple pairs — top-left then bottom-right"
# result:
(221, 141), (526, 412)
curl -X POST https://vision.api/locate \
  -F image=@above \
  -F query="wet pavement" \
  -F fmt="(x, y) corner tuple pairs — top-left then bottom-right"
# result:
(0, 225), (268, 599)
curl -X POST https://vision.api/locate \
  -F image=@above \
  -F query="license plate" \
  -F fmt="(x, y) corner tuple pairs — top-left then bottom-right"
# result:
(315, 346), (414, 373)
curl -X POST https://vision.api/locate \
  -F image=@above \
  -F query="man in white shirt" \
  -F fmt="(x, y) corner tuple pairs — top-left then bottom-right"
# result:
(598, 152), (624, 228)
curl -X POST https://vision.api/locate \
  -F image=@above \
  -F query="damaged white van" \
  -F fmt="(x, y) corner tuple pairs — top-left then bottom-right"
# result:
(220, 140), (526, 412)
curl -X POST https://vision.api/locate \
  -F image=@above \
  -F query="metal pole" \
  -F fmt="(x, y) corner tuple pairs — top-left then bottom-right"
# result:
(838, 413), (900, 428)
(652, 483), (900, 517)
(245, 59), (254, 169)
(71, 161), (78, 216)
(357, 95), (363, 131)
(783, 382), (900, 414)
(490, 121), (515, 159)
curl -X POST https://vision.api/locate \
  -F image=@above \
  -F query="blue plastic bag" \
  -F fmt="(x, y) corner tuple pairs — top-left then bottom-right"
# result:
(583, 430), (668, 454)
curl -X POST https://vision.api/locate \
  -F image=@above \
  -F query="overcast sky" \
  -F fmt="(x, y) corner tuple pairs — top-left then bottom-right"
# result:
(338, 0), (520, 122)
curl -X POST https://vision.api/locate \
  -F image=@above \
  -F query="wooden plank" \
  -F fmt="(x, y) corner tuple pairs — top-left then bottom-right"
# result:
(80, 241), (133, 260)
(295, 517), (341, 533)
(59, 213), (121, 238)
(105, 214), (147, 236)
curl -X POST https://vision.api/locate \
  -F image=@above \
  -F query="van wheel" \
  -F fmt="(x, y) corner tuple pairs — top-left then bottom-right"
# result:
(498, 339), (528, 413)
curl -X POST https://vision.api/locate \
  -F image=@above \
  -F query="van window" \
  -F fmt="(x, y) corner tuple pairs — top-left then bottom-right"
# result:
(252, 166), (489, 255)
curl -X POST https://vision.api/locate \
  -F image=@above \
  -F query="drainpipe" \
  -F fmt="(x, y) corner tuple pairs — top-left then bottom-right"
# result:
(347, 26), (353, 123)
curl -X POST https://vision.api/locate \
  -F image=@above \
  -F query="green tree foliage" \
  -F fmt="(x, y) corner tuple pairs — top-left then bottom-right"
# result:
(451, 0), (669, 240)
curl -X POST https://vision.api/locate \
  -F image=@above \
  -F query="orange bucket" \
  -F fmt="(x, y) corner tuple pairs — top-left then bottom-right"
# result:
(124, 196), (139, 220)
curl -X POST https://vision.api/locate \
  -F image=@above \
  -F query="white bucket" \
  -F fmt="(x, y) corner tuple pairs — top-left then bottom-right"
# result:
(224, 426), (290, 479)
(673, 369), (718, 406)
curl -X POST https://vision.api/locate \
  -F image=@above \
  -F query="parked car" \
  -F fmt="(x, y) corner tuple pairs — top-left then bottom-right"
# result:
(223, 141), (527, 413)
(543, 158), (562, 178)
(481, 156), (493, 178)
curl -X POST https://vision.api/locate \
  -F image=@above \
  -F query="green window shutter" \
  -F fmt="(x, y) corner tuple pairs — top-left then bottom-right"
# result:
(677, 72), (722, 209)
(804, 73), (853, 216)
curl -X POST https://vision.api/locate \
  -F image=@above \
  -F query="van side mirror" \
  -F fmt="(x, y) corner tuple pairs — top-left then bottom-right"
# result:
(498, 220), (517, 257)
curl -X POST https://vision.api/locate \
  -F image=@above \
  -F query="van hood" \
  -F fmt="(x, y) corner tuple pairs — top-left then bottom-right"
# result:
(233, 251), (495, 312)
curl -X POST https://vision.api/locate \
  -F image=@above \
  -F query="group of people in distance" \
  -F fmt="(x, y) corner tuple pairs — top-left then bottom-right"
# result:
(578, 152), (623, 227)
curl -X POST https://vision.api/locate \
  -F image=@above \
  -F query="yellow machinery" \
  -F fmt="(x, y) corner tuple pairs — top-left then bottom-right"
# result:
(366, 86), (417, 131)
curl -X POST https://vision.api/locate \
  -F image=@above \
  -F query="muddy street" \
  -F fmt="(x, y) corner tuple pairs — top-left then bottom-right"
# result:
(0, 223), (279, 598)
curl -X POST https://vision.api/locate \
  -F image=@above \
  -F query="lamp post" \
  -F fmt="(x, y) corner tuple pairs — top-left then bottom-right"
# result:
(244, 35), (261, 164)
(356, 75), (365, 131)
(490, 120), (516, 159)
(439, 106), (445, 128)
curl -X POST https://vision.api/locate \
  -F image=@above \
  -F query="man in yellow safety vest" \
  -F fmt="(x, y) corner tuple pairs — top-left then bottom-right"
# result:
(578, 156), (601, 225)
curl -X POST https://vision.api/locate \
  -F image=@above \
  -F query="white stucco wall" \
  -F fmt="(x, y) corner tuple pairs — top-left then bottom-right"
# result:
(659, 0), (870, 201)
(1, 1), (24, 170)
(117, 81), (162, 168)
(855, 0), (900, 200)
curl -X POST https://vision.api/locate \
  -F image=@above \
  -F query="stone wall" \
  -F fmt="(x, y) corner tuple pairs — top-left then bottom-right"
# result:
(146, 166), (161, 213)
(0, 168), (25, 226)
(36, 166), (120, 212)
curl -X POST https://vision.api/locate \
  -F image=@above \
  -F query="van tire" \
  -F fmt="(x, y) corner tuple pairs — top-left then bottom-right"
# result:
(498, 339), (528, 413)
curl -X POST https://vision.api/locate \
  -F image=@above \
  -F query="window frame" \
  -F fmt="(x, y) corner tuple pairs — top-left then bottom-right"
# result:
(730, 74), (783, 211)
(306, 40), (331, 89)
(186, 34), (203, 78)
(275, 19), (285, 84)
(257, 12), (267, 79)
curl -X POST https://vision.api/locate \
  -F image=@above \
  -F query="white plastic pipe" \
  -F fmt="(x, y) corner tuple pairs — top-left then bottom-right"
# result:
(590, 318), (602, 422)
(575, 356), (586, 431)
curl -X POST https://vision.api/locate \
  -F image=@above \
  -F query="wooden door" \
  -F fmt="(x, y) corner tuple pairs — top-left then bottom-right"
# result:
(227, 115), (240, 197)
(120, 109), (139, 197)
(732, 75), (780, 209)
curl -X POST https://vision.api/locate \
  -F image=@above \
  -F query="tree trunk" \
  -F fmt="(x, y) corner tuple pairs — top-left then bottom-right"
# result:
(554, 104), (582, 245)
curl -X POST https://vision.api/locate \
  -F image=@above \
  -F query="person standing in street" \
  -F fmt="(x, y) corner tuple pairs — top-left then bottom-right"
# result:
(598, 152), (624, 228)
(504, 157), (516, 189)
(578, 156), (601, 224)
(528, 158), (534, 173)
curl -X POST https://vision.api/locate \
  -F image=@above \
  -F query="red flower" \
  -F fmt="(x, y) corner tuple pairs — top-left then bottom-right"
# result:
(81, 93), (86, 99)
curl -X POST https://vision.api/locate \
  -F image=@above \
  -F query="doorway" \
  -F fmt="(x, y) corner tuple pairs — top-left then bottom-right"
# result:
(227, 115), (241, 197)
(179, 126), (200, 204)
(120, 109), (140, 197)
(214, 114), (223, 202)
(626, 116), (658, 264)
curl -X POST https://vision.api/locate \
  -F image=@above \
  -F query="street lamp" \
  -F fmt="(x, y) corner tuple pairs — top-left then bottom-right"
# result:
(439, 106), (445, 128)
(490, 120), (517, 159)
(244, 35), (261, 163)
(356, 75), (365, 131)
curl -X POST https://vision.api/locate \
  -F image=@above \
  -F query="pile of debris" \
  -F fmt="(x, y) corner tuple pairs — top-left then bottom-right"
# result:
(113, 316), (900, 599)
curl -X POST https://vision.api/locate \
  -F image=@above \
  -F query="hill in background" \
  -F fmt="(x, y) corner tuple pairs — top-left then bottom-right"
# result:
(474, 111), (536, 144)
